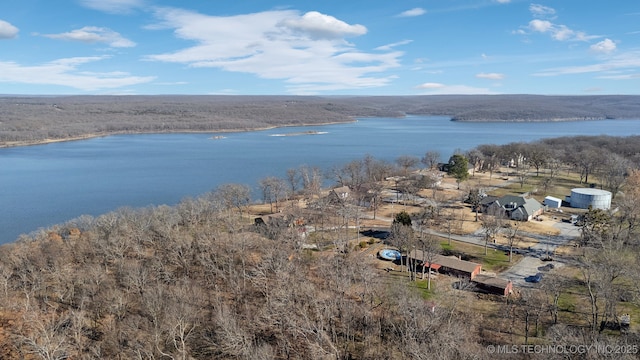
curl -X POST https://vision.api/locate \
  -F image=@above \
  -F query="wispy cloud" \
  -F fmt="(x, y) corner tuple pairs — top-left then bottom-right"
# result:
(0, 20), (19, 39)
(397, 8), (426, 17)
(78, 0), (145, 14)
(375, 39), (412, 51)
(476, 72), (505, 80)
(146, 8), (402, 94)
(0, 56), (154, 90)
(526, 19), (596, 42)
(529, 4), (556, 19)
(42, 26), (136, 47)
(597, 73), (640, 80)
(534, 50), (640, 77)
(518, 4), (600, 42)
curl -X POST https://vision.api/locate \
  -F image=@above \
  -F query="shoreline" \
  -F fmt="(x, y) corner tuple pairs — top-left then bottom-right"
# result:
(4, 115), (636, 148)
(0, 119), (356, 149)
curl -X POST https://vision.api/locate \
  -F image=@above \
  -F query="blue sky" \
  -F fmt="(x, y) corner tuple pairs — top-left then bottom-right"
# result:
(1, 0), (639, 95)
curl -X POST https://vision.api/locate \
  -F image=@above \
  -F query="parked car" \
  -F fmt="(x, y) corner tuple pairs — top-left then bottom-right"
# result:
(525, 272), (543, 283)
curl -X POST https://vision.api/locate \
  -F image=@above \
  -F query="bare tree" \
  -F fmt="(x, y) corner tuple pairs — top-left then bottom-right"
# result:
(465, 149), (484, 177)
(396, 155), (420, 177)
(419, 233), (440, 290)
(481, 206), (504, 256)
(504, 221), (521, 262)
(299, 165), (322, 200)
(214, 183), (251, 217)
(600, 153), (631, 199)
(259, 176), (287, 213)
(421, 150), (441, 170)
(285, 167), (300, 198)
(525, 143), (549, 177)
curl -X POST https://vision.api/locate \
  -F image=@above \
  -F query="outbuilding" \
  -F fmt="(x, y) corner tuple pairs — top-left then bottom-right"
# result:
(408, 250), (482, 280)
(543, 196), (562, 209)
(472, 274), (513, 296)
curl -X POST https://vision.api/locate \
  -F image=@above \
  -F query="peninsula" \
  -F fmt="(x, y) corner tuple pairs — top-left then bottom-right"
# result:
(2, 94), (640, 147)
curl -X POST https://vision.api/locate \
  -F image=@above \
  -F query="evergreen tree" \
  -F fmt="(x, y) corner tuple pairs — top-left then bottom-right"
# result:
(447, 154), (470, 189)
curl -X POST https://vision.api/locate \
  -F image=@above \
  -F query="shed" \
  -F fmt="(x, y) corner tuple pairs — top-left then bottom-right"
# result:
(543, 196), (562, 209)
(408, 250), (482, 280)
(472, 275), (513, 296)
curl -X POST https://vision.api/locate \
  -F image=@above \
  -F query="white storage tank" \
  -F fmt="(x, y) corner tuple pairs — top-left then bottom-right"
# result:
(570, 188), (612, 210)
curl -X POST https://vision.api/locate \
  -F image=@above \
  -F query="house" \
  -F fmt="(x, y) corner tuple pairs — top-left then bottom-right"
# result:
(328, 185), (351, 204)
(254, 212), (306, 231)
(472, 274), (513, 296)
(408, 250), (482, 280)
(486, 195), (544, 221)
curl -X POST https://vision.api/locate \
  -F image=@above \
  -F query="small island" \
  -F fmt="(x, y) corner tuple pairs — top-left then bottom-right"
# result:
(270, 130), (328, 137)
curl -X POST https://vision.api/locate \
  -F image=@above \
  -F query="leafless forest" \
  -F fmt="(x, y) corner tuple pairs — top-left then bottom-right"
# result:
(3, 95), (640, 146)
(1, 133), (640, 358)
(3, 95), (640, 359)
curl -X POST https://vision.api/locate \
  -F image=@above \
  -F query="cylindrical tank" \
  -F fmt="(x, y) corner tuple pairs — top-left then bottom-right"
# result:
(570, 188), (612, 210)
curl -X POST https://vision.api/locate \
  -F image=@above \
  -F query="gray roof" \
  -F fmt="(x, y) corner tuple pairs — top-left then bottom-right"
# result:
(495, 195), (526, 208)
(491, 195), (543, 220)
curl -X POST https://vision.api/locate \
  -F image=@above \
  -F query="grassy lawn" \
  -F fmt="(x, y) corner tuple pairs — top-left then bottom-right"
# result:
(412, 277), (437, 300)
(439, 238), (522, 272)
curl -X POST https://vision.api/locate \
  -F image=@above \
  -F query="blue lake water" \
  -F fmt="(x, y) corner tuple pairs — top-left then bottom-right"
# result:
(2, 115), (640, 244)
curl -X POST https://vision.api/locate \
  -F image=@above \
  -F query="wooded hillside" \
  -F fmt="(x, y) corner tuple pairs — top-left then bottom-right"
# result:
(2, 95), (640, 146)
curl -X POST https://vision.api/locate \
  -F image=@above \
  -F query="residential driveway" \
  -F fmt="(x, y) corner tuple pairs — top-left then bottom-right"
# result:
(499, 219), (579, 288)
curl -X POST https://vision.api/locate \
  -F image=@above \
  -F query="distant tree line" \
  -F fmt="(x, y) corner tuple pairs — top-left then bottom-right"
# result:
(3, 95), (640, 146)
(465, 135), (640, 198)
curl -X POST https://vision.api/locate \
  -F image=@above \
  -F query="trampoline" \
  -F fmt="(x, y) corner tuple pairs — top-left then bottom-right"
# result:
(378, 249), (401, 261)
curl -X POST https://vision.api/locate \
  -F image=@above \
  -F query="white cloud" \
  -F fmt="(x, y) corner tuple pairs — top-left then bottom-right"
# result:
(534, 50), (640, 77)
(43, 26), (136, 47)
(526, 19), (598, 42)
(0, 56), (154, 91)
(528, 19), (553, 33)
(495, 0), (511, 3)
(597, 73), (640, 80)
(416, 83), (494, 94)
(78, 0), (145, 14)
(476, 72), (505, 80)
(416, 82), (445, 89)
(529, 4), (556, 18)
(375, 39), (412, 51)
(280, 11), (366, 39)
(0, 20), (19, 39)
(146, 8), (402, 93)
(397, 8), (426, 17)
(551, 25), (574, 41)
(590, 38), (617, 54)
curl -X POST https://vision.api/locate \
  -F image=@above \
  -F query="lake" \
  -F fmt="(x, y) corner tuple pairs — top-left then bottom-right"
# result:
(2, 116), (640, 244)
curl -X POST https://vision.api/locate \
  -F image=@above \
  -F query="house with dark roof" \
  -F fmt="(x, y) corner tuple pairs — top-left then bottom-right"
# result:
(328, 185), (351, 205)
(486, 195), (544, 221)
